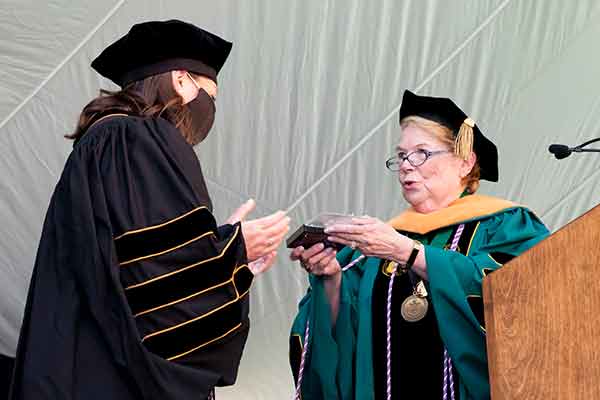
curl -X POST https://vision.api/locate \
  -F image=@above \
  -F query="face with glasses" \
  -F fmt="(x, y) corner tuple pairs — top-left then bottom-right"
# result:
(390, 123), (475, 213)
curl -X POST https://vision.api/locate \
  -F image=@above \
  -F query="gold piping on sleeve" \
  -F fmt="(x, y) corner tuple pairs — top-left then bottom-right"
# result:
(166, 322), (243, 361)
(466, 294), (486, 333)
(115, 206), (209, 240)
(233, 265), (253, 299)
(231, 263), (253, 298)
(120, 231), (216, 266)
(233, 264), (249, 274)
(141, 288), (250, 342)
(123, 226), (240, 283)
(133, 264), (248, 317)
(232, 276), (241, 298)
(291, 333), (304, 352)
(487, 254), (503, 267)
(465, 222), (481, 256)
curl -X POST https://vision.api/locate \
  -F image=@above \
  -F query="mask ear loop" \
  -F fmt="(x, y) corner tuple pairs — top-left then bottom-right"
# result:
(186, 72), (202, 90)
(186, 72), (216, 105)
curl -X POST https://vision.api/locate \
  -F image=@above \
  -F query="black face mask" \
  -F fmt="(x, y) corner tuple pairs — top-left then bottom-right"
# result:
(186, 89), (215, 146)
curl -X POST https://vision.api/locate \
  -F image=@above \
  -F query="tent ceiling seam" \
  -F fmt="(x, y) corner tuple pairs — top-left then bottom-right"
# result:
(284, 0), (513, 214)
(205, 177), (279, 215)
(0, 0), (127, 131)
(539, 161), (600, 221)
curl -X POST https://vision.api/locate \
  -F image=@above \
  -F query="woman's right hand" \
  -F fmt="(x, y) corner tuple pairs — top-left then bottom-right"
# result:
(227, 199), (290, 262)
(242, 211), (290, 262)
(290, 243), (341, 277)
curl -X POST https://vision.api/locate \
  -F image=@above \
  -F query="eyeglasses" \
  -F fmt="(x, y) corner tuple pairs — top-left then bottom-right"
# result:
(186, 72), (217, 102)
(385, 149), (449, 171)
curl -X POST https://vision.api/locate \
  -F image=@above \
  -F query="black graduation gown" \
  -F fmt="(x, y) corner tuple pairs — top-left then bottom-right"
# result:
(10, 115), (253, 400)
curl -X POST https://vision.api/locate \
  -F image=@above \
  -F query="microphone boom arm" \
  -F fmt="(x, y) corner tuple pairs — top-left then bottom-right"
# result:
(574, 137), (600, 150)
(572, 148), (600, 153)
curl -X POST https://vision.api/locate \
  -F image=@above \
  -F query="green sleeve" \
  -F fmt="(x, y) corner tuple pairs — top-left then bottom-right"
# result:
(289, 247), (365, 400)
(425, 207), (549, 400)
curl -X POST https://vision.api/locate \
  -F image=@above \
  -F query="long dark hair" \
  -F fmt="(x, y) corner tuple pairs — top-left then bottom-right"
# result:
(67, 72), (195, 142)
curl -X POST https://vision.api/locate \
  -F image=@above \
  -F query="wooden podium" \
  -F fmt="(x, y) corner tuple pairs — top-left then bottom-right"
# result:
(483, 204), (600, 399)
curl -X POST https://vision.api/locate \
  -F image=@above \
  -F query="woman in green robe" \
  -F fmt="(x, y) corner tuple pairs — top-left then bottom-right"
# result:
(289, 90), (549, 400)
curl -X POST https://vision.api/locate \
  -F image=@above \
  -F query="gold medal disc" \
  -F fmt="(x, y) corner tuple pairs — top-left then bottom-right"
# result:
(400, 295), (429, 322)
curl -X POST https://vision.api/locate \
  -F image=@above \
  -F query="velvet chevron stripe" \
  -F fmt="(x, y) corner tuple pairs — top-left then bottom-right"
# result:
(141, 266), (253, 361)
(114, 206), (217, 266)
(124, 226), (243, 316)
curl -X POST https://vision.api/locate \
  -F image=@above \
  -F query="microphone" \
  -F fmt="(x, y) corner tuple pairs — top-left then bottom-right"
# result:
(548, 144), (572, 159)
(548, 138), (600, 159)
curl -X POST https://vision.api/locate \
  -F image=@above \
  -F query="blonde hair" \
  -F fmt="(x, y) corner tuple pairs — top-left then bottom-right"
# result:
(400, 116), (480, 194)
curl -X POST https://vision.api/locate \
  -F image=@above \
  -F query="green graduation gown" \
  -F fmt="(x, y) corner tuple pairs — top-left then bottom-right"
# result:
(290, 195), (549, 400)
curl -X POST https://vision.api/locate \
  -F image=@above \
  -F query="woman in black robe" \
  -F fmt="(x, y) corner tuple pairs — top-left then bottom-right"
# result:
(10, 19), (289, 400)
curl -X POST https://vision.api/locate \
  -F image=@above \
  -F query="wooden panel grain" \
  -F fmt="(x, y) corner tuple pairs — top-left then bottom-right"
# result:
(483, 204), (600, 400)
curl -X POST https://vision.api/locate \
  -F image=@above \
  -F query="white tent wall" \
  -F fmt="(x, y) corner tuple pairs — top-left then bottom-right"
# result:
(1, 1), (600, 398)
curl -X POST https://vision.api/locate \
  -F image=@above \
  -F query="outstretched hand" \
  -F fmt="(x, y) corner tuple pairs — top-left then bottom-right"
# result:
(248, 251), (278, 275)
(228, 199), (290, 262)
(226, 198), (257, 224)
(243, 211), (289, 262)
(325, 216), (412, 262)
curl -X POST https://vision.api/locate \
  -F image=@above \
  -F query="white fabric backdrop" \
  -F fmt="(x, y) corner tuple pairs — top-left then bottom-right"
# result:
(2, 1), (600, 398)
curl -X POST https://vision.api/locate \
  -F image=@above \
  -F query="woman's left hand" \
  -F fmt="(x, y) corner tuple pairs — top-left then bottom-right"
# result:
(248, 251), (278, 276)
(324, 216), (413, 263)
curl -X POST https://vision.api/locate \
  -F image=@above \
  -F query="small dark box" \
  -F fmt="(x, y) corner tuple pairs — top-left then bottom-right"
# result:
(286, 213), (355, 250)
(286, 224), (344, 250)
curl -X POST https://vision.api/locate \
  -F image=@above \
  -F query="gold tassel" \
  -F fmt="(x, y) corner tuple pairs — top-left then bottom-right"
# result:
(455, 117), (475, 160)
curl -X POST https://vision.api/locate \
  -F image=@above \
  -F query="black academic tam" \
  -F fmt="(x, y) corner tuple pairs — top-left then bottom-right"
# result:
(10, 116), (252, 400)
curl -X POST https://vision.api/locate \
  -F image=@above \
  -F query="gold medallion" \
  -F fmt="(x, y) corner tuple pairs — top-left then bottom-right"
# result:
(400, 295), (429, 322)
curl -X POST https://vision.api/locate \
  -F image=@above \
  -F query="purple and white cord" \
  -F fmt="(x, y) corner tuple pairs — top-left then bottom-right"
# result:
(294, 319), (311, 400)
(449, 224), (464, 253)
(385, 262), (398, 400)
(342, 254), (365, 271)
(383, 224), (464, 400)
(443, 349), (456, 400)
(441, 223), (464, 400)
(295, 221), (464, 400)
